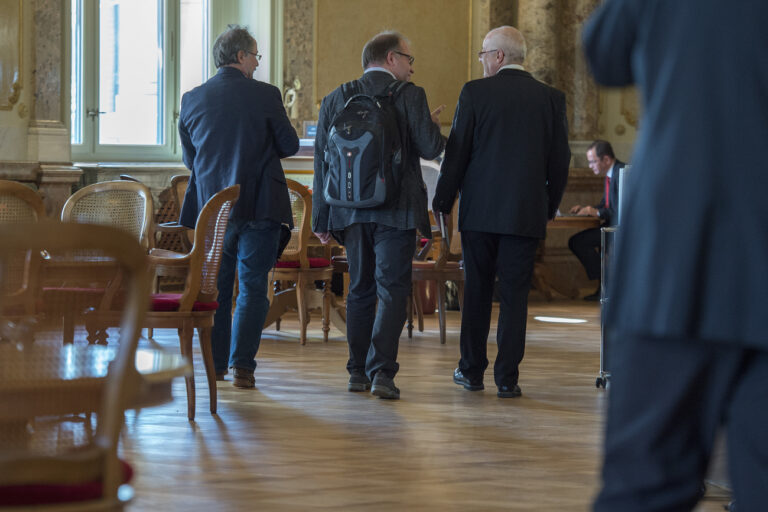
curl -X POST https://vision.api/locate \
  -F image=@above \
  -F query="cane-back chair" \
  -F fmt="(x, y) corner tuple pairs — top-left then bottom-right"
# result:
(408, 199), (464, 345)
(263, 179), (334, 344)
(61, 180), (154, 250)
(0, 221), (152, 511)
(0, 181), (47, 316)
(49, 181), (153, 344)
(87, 185), (239, 421)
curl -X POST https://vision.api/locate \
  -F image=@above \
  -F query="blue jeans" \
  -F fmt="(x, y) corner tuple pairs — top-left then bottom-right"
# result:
(212, 218), (281, 373)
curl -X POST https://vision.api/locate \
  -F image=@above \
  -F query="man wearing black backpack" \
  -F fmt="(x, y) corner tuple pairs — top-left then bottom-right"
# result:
(312, 31), (445, 400)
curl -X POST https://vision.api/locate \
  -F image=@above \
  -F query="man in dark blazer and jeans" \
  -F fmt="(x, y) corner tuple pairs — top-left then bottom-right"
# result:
(433, 26), (570, 398)
(313, 31), (445, 400)
(178, 25), (299, 389)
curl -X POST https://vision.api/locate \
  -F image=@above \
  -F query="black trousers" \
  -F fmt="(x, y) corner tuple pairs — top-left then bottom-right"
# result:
(594, 334), (768, 511)
(343, 223), (415, 380)
(569, 226), (602, 281)
(458, 231), (539, 388)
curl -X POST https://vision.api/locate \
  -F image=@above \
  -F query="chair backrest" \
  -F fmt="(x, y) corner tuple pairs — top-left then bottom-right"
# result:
(420, 159), (441, 207)
(280, 179), (311, 268)
(170, 174), (189, 213)
(0, 181), (47, 314)
(435, 198), (462, 267)
(62, 180), (154, 250)
(0, 221), (150, 508)
(178, 185), (240, 310)
(0, 180), (46, 223)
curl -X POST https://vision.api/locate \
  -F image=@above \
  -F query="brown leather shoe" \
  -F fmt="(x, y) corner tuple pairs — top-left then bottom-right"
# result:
(233, 367), (255, 388)
(216, 370), (228, 381)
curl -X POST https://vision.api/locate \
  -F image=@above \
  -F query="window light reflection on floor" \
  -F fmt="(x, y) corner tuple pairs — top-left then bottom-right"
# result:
(533, 316), (588, 324)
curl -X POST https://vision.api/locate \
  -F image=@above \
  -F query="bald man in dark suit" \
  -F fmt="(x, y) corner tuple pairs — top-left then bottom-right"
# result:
(433, 26), (570, 399)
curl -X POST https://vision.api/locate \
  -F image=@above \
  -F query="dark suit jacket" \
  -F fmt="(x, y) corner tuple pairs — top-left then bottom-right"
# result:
(312, 71), (444, 237)
(596, 160), (624, 227)
(584, 0), (768, 349)
(178, 67), (299, 228)
(433, 69), (570, 239)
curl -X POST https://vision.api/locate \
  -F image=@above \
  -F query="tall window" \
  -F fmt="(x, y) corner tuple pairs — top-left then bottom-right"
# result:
(71, 0), (209, 161)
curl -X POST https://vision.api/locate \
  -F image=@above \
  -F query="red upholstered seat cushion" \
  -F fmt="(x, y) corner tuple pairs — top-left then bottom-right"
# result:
(412, 260), (462, 270)
(0, 459), (133, 506)
(150, 293), (219, 312)
(274, 257), (331, 269)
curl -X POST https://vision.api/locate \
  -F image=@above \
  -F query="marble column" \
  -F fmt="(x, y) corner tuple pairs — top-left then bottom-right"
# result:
(28, 0), (81, 214)
(518, 0), (600, 159)
(283, 0), (315, 135)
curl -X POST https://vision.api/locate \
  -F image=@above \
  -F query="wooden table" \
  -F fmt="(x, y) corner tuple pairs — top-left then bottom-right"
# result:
(534, 215), (601, 300)
(0, 342), (190, 421)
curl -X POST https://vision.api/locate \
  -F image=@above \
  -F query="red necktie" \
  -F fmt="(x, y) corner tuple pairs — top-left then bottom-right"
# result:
(605, 176), (611, 208)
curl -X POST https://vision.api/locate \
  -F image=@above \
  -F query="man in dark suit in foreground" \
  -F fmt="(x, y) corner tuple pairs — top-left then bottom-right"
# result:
(313, 31), (444, 400)
(178, 25), (299, 389)
(433, 26), (570, 398)
(584, 1), (768, 510)
(568, 140), (624, 301)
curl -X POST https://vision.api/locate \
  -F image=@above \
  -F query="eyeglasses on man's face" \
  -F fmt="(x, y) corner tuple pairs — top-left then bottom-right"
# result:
(477, 49), (499, 59)
(248, 51), (262, 61)
(394, 50), (415, 65)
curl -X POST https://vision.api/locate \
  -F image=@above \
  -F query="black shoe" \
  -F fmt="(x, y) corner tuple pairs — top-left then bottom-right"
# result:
(497, 384), (522, 398)
(370, 372), (400, 400)
(347, 371), (371, 392)
(453, 368), (484, 391)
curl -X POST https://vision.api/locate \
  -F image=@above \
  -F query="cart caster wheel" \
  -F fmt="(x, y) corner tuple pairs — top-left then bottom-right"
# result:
(596, 377), (605, 388)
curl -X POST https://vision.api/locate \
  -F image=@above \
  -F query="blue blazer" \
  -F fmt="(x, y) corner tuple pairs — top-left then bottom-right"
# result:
(178, 67), (299, 228)
(584, 0), (768, 348)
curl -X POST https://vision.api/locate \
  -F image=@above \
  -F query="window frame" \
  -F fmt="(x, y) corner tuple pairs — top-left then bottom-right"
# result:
(71, 0), (181, 162)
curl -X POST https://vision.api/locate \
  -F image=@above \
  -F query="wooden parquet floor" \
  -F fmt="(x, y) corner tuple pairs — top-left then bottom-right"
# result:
(121, 298), (730, 511)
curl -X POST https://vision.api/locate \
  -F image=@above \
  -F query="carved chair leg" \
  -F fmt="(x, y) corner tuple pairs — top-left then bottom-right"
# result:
(322, 280), (330, 343)
(296, 276), (308, 345)
(406, 290), (414, 338)
(437, 281), (447, 345)
(197, 325), (217, 415)
(178, 322), (196, 421)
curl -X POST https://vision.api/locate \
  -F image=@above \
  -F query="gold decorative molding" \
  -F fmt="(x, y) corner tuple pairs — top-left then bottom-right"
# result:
(0, 0), (23, 110)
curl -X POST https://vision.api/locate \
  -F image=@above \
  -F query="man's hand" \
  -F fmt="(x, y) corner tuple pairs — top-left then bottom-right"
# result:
(576, 206), (599, 217)
(431, 104), (446, 126)
(313, 231), (332, 244)
(569, 204), (582, 214)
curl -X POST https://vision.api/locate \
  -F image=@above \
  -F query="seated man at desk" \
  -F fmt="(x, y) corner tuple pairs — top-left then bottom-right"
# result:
(568, 140), (624, 301)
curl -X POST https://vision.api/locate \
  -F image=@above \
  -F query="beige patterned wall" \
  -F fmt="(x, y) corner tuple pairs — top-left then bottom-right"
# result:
(284, 0), (503, 134)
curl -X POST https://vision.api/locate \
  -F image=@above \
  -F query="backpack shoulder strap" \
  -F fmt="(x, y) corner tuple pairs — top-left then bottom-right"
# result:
(340, 80), (364, 103)
(385, 80), (412, 100)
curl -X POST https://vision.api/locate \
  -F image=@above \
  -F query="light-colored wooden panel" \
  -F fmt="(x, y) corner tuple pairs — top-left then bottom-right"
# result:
(314, 0), (473, 122)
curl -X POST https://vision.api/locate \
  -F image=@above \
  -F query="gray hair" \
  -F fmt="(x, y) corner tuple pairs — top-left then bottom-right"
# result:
(487, 26), (527, 64)
(361, 31), (407, 69)
(212, 24), (256, 68)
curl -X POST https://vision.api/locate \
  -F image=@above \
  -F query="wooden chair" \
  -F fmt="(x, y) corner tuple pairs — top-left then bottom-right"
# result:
(0, 221), (151, 511)
(408, 200), (464, 345)
(263, 179), (334, 344)
(87, 185), (240, 421)
(154, 174), (193, 254)
(0, 181), (47, 316)
(61, 180), (154, 250)
(48, 181), (154, 343)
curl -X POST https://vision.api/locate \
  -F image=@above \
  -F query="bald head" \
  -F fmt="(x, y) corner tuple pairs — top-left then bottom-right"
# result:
(485, 26), (526, 65)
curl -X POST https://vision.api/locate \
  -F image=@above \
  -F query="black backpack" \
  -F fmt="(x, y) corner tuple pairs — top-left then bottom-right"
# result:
(322, 80), (410, 208)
